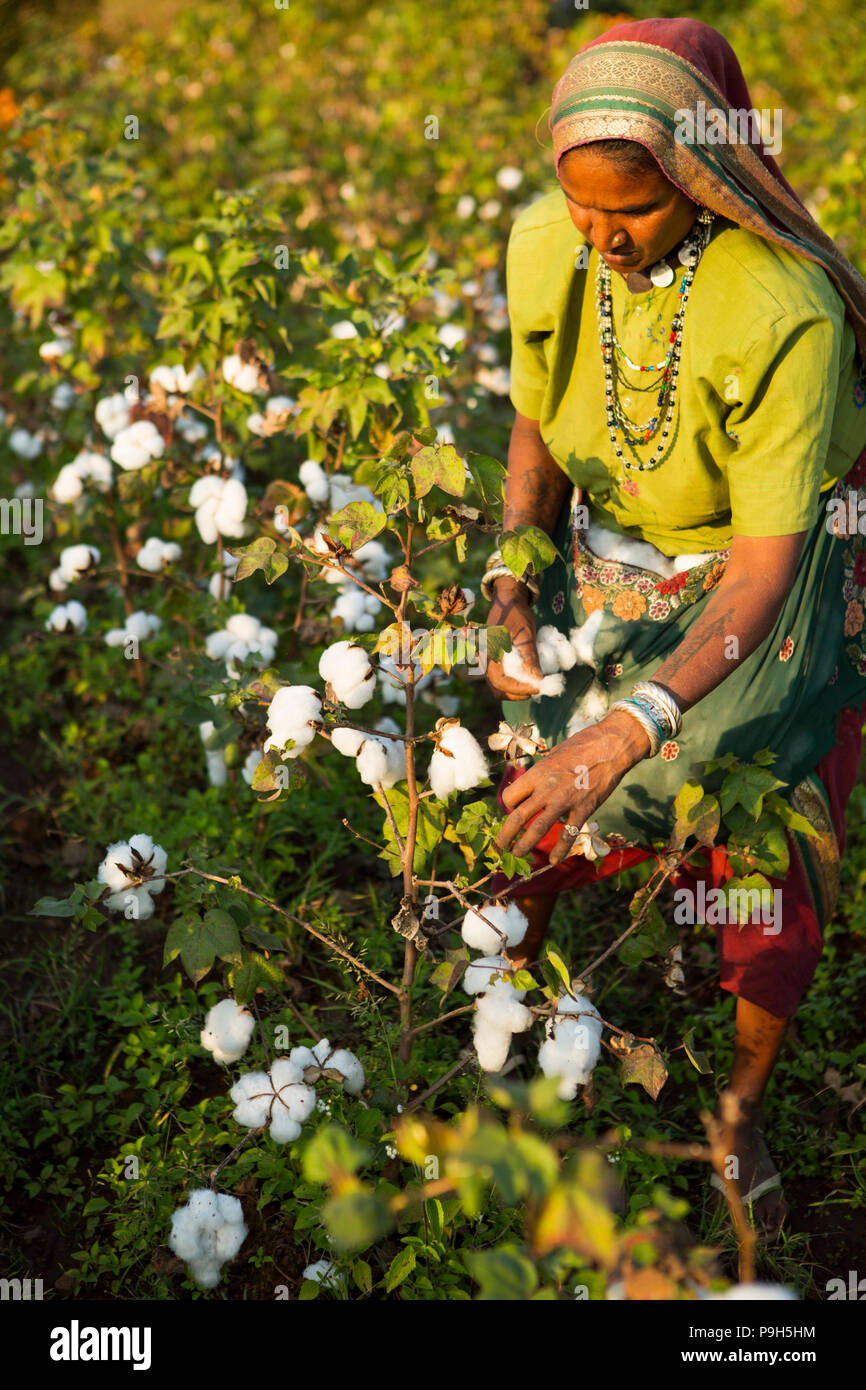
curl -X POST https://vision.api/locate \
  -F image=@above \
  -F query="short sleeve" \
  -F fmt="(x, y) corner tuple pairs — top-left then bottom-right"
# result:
(505, 221), (550, 421)
(724, 306), (844, 537)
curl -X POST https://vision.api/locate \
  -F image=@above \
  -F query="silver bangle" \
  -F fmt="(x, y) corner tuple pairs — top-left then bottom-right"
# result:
(481, 559), (540, 604)
(609, 699), (662, 757)
(630, 681), (683, 738)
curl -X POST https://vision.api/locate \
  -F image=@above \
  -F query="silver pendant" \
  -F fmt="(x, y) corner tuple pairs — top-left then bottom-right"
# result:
(649, 260), (675, 288)
(677, 239), (700, 266)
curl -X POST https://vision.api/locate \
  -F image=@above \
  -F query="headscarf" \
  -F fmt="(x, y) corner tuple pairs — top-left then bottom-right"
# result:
(549, 17), (866, 371)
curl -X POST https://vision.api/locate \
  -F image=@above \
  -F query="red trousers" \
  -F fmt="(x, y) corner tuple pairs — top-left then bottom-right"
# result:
(488, 704), (864, 1017)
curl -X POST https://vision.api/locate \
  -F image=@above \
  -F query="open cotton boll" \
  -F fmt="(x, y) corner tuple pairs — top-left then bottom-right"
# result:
(222, 353), (262, 394)
(231, 1061), (316, 1143)
(241, 749), (262, 785)
(327, 474), (380, 513)
(473, 1019), (512, 1073)
(150, 362), (205, 394)
(104, 610), (161, 647)
(189, 475), (248, 545)
(461, 901), (528, 954)
(501, 645), (565, 698)
(538, 991), (603, 1100)
(356, 734), (403, 789)
(9, 428), (43, 459)
(96, 833), (167, 917)
(169, 1188), (247, 1289)
(136, 537), (181, 572)
(94, 392), (131, 439)
(565, 680), (609, 738)
(204, 749), (228, 787)
(353, 539), (389, 582)
(376, 654), (434, 705)
(264, 685), (322, 757)
(429, 722), (489, 800)
(536, 625), (577, 675)
(110, 419), (166, 470)
(230, 1071), (273, 1128)
(331, 586), (381, 633)
(330, 726), (367, 758)
(201, 999), (255, 1065)
(175, 410), (209, 444)
(472, 981), (532, 1073)
(318, 640), (375, 706)
(328, 1049), (365, 1095)
(299, 458), (331, 504)
(302, 1259), (346, 1292)
(463, 955), (513, 996)
(45, 601), (88, 634)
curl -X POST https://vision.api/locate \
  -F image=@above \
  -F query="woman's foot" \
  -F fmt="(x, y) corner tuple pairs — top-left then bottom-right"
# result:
(711, 1099), (789, 1238)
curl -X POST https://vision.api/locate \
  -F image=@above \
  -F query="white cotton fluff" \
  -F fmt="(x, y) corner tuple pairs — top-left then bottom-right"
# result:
(438, 323), (466, 351)
(110, 419), (165, 470)
(39, 334), (74, 361)
(538, 991), (603, 1100)
(169, 1188), (247, 1289)
(9, 427), (43, 459)
(496, 165), (524, 191)
(150, 362), (205, 395)
(463, 955), (514, 996)
(708, 1283), (798, 1302)
(327, 473), (380, 513)
(356, 726), (405, 788)
(462, 901), (529, 954)
(568, 610), (604, 669)
(429, 723), (489, 799)
(353, 539), (389, 582)
(247, 395), (294, 436)
(97, 833), (167, 920)
(209, 550), (240, 599)
(473, 979), (532, 1073)
(327, 1049), (365, 1095)
(330, 320), (358, 340)
(201, 999), (255, 1065)
(264, 685), (323, 758)
(536, 625), (578, 675)
(49, 544), (101, 591)
(222, 353), (262, 394)
(330, 726), (367, 758)
(241, 749), (262, 786)
(205, 613), (278, 675)
(299, 459), (331, 504)
(136, 537), (182, 572)
(331, 585), (381, 633)
(318, 640), (375, 707)
(45, 601), (87, 634)
(204, 747), (228, 787)
(501, 645), (565, 698)
(189, 475), (248, 545)
(289, 1038), (334, 1073)
(51, 451), (113, 504)
(302, 1259), (346, 1292)
(476, 366), (511, 397)
(175, 411), (209, 444)
(565, 679), (609, 738)
(104, 610), (161, 648)
(51, 382), (76, 411)
(94, 392), (131, 439)
(231, 1059), (317, 1143)
(456, 195), (476, 219)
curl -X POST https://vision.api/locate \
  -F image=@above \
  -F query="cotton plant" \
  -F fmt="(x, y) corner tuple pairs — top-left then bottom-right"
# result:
(104, 610), (162, 650)
(136, 537), (182, 573)
(8, 427), (44, 460)
(110, 419), (166, 471)
(149, 362), (205, 395)
(97, 832), (167, 920)
(288, 1037), (365, 1095)
(428, 718), (490, 799)
(50, 450), (113, 505)
(205, 613), (278, 677)
(48, 544), (100, 592)
(200, 999), (255, 1065)
(189, 475), (248, 545)
(318, 640), (376, 708)
(94, 392), (131, 439)
(45, 601), (87, 634)
(169, 1188), (247, 1290)
(264, 685), (323, 760)
(175, 410), (209, 445)
(230, 1058), (318, 1143)
(538, 990), (603, 1100)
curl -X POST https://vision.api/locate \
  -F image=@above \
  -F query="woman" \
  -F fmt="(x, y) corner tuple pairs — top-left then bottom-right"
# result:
(483, 17), (866, 1235)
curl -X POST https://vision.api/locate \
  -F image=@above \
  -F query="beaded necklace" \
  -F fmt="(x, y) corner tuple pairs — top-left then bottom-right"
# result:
(596, 208), (714, 473)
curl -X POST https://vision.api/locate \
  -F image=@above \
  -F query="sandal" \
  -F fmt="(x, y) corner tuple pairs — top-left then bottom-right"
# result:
(708, 1107), (789, 1238)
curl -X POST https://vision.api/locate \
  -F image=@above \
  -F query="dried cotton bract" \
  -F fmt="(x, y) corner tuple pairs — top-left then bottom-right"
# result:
(538, 991), (603, 1100)
(169, 1188), (247, 1289)
(289, 1038), (366, 1094)
(201, 999), (255, 1065)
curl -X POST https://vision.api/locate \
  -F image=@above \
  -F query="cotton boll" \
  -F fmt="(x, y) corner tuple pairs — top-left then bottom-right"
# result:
(496, 165), (524, 192)
(169, 1188), (247, 1289)
(264, 685), (323, 757)
(461, 901), (528, 954)
(190, 475), (248, 544)
(201, 999), (255, 1065)
(429, 723), (489, 800)
(175, 411), (209, 444)
(328, 1049), (365, 1094)
(205, 749), (228, 787)
(331, 586), (381, 633)
(299, 459), (330, 504)
(473, 1019), (512, 1073)
(330, 320), (358, 340)
(136, 537), (181, 572)
(45, 601), (87, 634)
(110, 419), (165, 470)
(353, 539), (389, 582)
(536, 626), (577, 675)
(95, 393), (131, 439)
(538, 991), (603, 1100)
(268, 1108), (303, 1144)
(222, 353), (262, 394)
(319, 640), (374, 703)
(9, 428), (43, 459)
(241, 749), (262, 785)
(230, 1071), (274, 1128)
(356, 737), (392, 787)
(501, 646), (565, 698)
(302, 1259), (346, 1292)
(51, 381), (76, 411)
(330, 726), (367, 758)
(463, 955), (513, 996)
(456, 195), (476, 219)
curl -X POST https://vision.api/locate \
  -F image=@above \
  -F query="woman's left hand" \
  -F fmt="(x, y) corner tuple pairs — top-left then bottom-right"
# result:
(496, 710), (651, 865)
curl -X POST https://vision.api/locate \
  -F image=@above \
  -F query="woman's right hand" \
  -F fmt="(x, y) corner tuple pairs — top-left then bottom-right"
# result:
(484, 577), (545, 700)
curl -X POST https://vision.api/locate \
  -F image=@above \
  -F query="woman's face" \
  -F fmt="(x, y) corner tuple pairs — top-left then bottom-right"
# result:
(559, 145), (698, 275)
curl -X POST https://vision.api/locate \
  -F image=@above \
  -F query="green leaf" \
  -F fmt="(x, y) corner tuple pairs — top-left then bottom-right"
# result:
(231, 536), (278, 583)
(229, 949), (284, 1003)
(163, 910), (243, 984)
(719, 766), (786, 820)
(465, 1245), (538, 1301)
(500, 525), (558, 579)
(329, 500), (387, 550)
(480, 624), (512, 664)
(323, 1188), (393, 1253)
(385, 1246), (416, 1292)
(544, 946), (574, 999)
(620, 1044), (668, 1100)
(466, 453), (506, 508)
(352, 1259), (373, 1295)
(670, 781), (720, 849)
(721, 873), (773, 924)
(410, 444), (466, 498)
(682, 1028), (712, 1075)
(303, 1124), (370, 1185)
(31, 888), (84, 918)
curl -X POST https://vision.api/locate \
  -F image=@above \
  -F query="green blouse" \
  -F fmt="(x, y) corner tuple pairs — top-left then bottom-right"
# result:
(506, 190), (866, 555)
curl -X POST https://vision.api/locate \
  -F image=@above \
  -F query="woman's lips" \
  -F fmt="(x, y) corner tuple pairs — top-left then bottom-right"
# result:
(601, 249), (641, 265)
